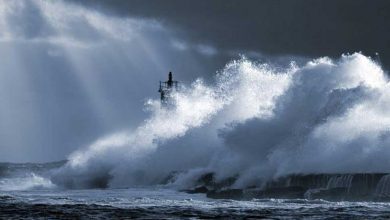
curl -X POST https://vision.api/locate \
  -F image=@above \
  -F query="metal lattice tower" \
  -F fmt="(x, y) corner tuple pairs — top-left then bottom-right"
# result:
(158, 72), (179, 105)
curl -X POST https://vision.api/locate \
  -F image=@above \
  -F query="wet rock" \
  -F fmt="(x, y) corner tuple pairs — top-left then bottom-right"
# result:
(182, 172), (390, 201)
(244, 186), (307, 199)
(193, 173), (237, 190)
(305, 187), (348, 201)
(184, 186), (209, 194)
(207, 189), (243, 199)
(197, 173), (214, 187)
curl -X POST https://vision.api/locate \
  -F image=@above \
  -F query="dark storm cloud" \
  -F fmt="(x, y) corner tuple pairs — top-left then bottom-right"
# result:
(67, 0), (390, 69)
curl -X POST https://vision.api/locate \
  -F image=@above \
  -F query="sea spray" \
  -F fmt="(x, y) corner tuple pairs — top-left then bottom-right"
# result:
(53, 57), (291, 188)
(53, 53), (390, 190)
(2, 0), (390, 197)
(0, 173), (55, 191)
(53, 79), (229, 188)
(174, 53), (390, 189)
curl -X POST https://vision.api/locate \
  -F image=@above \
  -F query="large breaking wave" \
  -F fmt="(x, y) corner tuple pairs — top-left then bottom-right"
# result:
(52, 53), (390, 189)
(1, 0), (389, 191)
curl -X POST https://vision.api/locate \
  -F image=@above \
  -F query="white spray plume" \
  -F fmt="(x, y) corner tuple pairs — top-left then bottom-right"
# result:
(54, 56), (292, 188)
(2, 0), (389, 190)
(54, 53), (390, 189)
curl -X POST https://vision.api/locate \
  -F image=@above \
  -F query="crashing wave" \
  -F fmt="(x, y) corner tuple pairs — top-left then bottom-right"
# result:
(51, 53), (390, 191)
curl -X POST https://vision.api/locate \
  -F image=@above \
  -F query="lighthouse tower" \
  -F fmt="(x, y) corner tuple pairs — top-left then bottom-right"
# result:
(158, 72), (178, 105)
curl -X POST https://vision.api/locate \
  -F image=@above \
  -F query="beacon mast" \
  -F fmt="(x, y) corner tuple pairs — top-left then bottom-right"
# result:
(158, 72), (179, 105)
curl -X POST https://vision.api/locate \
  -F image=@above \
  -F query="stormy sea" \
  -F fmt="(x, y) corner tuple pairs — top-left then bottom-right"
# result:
(2, 0), (390, 219)
(1, 162), (390, 219)
(2, 52), (390, 218)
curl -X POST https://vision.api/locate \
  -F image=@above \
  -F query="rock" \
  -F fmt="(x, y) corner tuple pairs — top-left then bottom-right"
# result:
(184, 186), (209, 194)
(305, 187), (348, 201)
(207, 189), (243, 200)
(179, 172), (390, 201)
(244, 186), (307, 199)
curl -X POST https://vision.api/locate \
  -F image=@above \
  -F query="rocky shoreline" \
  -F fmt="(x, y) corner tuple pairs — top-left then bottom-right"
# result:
(177, 173), (390, 201)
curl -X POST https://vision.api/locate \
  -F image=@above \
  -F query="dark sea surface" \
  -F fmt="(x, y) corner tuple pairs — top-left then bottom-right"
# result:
(1, 162), (390, 219)
(2, 188), (390, 219)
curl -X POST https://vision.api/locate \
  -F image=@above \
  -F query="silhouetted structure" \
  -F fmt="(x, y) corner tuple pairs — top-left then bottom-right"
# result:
(158, 72), (178, 105)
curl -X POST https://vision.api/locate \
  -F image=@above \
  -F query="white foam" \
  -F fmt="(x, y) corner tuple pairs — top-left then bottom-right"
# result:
(0, 173), (55, 191)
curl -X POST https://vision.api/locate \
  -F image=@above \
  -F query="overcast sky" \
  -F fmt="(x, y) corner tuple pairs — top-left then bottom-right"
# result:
(0, 0), (389, 162)
(70, 0), (390, 68)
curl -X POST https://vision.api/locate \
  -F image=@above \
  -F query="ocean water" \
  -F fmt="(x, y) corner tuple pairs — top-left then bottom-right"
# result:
(1, 187), (390, 219)
(2, 161), (390, 219)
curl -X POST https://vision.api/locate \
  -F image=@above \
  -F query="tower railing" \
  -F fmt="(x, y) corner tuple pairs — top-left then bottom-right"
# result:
(158, 72), (179, 104)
